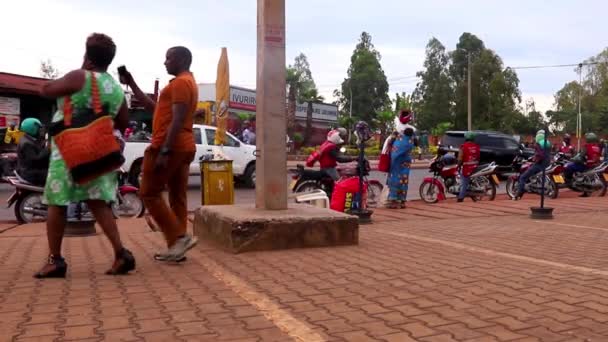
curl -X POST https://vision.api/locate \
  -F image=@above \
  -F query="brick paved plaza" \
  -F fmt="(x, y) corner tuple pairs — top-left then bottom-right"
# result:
(2, 194), (608, 341)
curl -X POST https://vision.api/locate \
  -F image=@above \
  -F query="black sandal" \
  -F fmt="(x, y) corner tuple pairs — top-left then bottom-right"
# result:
(106, 248), (136, 275)
(34, 255), (67, 279)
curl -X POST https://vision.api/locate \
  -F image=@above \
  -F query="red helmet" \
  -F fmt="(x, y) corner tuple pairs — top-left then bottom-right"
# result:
(399, 109), (413, 124)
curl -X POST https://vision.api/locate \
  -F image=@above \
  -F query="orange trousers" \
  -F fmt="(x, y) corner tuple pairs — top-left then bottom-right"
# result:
(140, 147), (194, 247)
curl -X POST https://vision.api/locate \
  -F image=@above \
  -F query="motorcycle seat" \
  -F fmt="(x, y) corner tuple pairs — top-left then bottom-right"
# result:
(14, 171), (45, 189)
(299, 168), (329, 180)
(474, 164), (490, 173)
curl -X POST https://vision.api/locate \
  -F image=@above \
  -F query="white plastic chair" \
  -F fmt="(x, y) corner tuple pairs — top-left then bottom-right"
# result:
(290, 189), (329, 209)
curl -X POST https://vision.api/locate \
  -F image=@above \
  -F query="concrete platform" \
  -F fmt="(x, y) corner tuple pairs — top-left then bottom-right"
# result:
(193, 204), (359, 253)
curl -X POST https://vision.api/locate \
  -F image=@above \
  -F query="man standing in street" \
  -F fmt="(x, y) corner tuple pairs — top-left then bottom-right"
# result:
(120, 46), (198, 261)
(457, 132), (480, 203)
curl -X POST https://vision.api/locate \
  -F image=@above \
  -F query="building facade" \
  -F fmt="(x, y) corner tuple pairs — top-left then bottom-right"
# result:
(197, 83), (338, 145)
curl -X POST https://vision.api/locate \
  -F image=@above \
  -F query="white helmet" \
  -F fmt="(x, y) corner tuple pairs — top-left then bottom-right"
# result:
(327, 129), (344, 144)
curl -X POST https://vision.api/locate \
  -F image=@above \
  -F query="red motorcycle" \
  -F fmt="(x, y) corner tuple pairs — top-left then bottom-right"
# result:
(505, 154), (563, 199)
(419, 149), (499, 203)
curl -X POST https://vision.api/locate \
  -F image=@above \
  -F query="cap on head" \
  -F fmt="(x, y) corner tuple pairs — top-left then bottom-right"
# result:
(585, 132), (598, 143)
(464, 131), (476, 141)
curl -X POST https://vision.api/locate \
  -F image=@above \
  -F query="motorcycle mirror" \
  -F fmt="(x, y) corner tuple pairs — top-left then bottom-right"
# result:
(340, 147), (346, 153)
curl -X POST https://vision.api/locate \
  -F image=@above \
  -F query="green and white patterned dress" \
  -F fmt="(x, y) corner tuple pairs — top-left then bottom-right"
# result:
(43, 71), (124, 206)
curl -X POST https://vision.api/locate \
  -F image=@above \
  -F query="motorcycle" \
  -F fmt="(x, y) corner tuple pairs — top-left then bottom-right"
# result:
(4, 169), (144, 224)
(419, 149), (499, 203)
(289, 159), (383, 208)
(565, 161), (608, 197)
(505, 154), (563, 199)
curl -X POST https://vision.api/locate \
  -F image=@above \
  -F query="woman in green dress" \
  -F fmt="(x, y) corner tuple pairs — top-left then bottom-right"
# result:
(36, 33), (135, 278)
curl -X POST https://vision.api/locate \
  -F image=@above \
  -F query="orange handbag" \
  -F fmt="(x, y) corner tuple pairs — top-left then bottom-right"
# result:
(49, 72), (124, 185)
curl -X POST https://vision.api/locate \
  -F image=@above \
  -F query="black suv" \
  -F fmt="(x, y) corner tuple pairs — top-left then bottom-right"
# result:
(440, 131), (530, 171)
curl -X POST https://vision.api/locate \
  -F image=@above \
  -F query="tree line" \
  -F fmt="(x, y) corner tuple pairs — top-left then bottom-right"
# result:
(287, 31), (608, 145)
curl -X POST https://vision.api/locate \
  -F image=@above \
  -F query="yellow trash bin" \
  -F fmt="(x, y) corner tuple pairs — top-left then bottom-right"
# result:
(200, 160), (234, 205)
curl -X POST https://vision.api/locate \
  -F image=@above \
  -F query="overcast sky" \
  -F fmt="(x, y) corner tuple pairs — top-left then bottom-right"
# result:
(2, 0), (606, 113)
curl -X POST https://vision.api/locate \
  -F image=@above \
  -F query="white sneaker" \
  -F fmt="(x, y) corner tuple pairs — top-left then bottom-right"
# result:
(167, 235), (198, 261)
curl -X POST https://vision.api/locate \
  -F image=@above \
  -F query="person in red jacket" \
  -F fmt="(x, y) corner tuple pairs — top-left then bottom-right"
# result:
(559, 133), (575, 158)
(307, 129), (353, 180)
(457, 131), (481, 202)
(564, 132), (602, 190)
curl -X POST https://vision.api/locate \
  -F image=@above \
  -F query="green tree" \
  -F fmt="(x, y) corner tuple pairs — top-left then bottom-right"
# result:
(286, 67), (303, 136)
(301, 88), (324, 145)
(395, 92), (413, 111)
(339, 32), (390, 127)
(449, 33), (521, 131)
(375, 110), (395, 144)
(431, 122), (453, 137)
(411, 38), (453, 131)
(286, 52), (319, 136)
(293, 53), (317, 102)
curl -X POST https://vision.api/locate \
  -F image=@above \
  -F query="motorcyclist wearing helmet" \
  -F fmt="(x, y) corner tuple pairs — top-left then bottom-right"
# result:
(564, 132), (602, 186)
(308, 129), (354, 181)
(559, 133), (575, 158)
(457, 131), (480, 202)
(17, 118), (50, 186)
(516, 130), (552, 199)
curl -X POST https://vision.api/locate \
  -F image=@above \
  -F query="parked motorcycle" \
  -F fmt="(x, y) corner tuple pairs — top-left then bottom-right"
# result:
(565, 161), (608, 197)
(419, 150), (499, 203)
(4, 169), (144, 224)
(289, 160), (383, 208)
(505, 154), (563, 199)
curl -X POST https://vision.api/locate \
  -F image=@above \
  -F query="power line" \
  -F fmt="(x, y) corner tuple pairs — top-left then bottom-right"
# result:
(509, 61), (602, 70)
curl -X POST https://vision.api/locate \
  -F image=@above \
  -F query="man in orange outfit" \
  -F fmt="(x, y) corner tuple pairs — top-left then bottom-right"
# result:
(121, 46), (198, 261)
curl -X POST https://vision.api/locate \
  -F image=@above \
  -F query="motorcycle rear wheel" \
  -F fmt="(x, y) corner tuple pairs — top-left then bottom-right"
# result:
(112, 193), (145, 218)
(584, 178), (607, 197)
(505, 178), (518, 199)
(15, 192), (47, 224)
(366, 182), (383, 208)
(294, 180), (324, 194)
(419, 182), (440, 204)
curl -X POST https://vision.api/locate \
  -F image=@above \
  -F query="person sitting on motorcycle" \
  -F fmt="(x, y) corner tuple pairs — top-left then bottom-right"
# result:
(312, 129), (354, 181)
(457, 131), (480, 203)
(601, 139), (608, 161)
(559, 134), (575, 158)
(564, 132), (602, 189)
(16, 118), (50, 186)
(515, 130), (552, 199)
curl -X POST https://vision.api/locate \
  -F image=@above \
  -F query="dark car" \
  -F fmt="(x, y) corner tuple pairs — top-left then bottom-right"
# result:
(440, 131), (533, 172)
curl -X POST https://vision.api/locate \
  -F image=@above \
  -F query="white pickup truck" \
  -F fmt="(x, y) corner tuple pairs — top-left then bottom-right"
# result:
(123, 124), (257, 187)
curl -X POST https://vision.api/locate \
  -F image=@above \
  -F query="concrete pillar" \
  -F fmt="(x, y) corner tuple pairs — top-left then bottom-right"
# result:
(255, 0), (287, 210)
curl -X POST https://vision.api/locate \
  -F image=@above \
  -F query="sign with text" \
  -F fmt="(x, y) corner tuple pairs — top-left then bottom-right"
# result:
(229, 87), (257, 112)
(295, 102), (338, 122)
(0, 96), (20, 115)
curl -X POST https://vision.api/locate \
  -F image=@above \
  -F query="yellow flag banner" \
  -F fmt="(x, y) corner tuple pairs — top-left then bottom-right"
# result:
(214, 47), (230, 145)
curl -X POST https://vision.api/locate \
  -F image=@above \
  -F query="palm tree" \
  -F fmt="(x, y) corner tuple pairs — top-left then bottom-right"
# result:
(286, 67), (303, 137)
(301, 88), (325, 145)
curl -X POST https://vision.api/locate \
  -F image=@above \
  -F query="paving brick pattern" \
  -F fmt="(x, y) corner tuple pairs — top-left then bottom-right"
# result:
(1, 194), (608, 341)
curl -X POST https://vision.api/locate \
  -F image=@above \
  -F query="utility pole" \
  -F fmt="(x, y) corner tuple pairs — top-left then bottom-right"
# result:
(577, 63), (583, 152)
(349, 86), (353, 144)
(467, 54), (472, 131)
